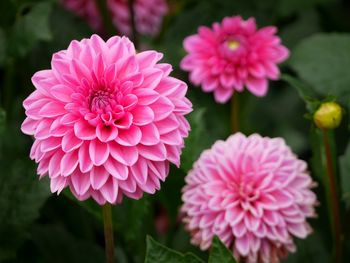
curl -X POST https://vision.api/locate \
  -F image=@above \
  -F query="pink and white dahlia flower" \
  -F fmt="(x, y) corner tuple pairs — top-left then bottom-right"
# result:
(180, 16), (289, 103)
(21, 35), (192, 205)
(61, 0), (168, 37)
(181, 133), (317, 263)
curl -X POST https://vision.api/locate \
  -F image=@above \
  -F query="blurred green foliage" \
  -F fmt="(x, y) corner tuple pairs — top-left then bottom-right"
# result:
(1, 0), (350, 262)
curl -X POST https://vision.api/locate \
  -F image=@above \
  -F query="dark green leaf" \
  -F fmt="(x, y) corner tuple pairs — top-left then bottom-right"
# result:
(208, 236), (236, 263)
(289, 34), (350, 104)
(9, 1), (53, 57)
(145, 236), (204, 263)
(281, 74), (319, 112)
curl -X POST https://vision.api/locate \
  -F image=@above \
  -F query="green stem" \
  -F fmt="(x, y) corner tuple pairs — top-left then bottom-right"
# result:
(322, 130), (342, 263)
(230, 92), (239, 133)
(128, 0), (139, 48)
(94, 0), (116, 36)
(102, 203), (115, 263)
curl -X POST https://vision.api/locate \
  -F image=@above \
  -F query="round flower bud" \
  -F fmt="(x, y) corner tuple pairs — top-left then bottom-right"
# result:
(313, 102), (342, 130)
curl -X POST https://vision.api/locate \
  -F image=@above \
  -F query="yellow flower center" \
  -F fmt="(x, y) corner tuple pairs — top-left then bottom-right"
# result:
(227, 40), (240, 50)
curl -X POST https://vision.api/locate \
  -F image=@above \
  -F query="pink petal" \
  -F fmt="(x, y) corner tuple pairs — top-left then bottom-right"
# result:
(109, 143), (138, 166)
(89, 140), (109, 166)
(74, 120), (97, 140)
(62, 131), (83, 152)
(90, 165), (109, 190)
(139, 123), (160, 145)
(71, 170), (90, 196)
(60, 150), (79, 176)
(245, 78), (268, 97)
(78, 142), (94, 173)
(100, 177), (119, 203)
(131, 106), (154, 125)
(104, 158), (128, 180)
(116, 125), (142, 146)
(138, 143), (167, 161)
(130, 158), (148, 185)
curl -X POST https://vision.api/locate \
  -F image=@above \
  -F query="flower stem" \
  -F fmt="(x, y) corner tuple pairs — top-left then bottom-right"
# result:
(102, 203), (115, 263)
(128, 0), (139, 49)
(322, 130), (342, 263)
(230, 93), (239, 133)
(94, 0), (116, 36)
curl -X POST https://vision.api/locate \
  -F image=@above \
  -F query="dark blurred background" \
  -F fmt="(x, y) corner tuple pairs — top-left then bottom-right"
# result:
(1, 0), (350, 262)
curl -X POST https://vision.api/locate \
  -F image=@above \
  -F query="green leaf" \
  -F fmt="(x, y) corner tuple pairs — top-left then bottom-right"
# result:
(281, 74), (319, 112)
(9, 1), (53, 57)
(181, 108), (210, 172)
(208, 236), (236, 263)
(289, 33), (350, 104)
(145, 236), (204, 263)
(340, 142), (350, 207)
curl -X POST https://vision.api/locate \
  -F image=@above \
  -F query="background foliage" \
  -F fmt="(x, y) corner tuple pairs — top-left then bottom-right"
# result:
(0, 0), (350, 262)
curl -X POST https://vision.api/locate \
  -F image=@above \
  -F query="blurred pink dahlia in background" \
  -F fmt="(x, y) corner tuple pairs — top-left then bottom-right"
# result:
(21, 34), (192, 205)
(61, 0), (103, 31)
(61, 0), (168, 37)
(181, 133), (317, 263)
(108, 0), (168, 37)
(180, 16), (289, 103)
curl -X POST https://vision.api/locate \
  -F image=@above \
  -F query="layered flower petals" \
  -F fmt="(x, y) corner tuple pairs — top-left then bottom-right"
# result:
(21, 35), (192, 204)
(181, 133), (317, 263)
(181, 16), (289, 103)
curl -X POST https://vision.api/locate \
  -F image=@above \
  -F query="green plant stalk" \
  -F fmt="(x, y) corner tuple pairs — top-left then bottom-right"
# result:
(322, 130), (342, 263)
(231, 92), (239, 133)
(102, 203), (115, 263)
(94, 0), (116, 36)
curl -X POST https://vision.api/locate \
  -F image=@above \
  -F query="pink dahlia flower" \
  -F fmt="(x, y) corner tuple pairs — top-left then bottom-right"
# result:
(180, 16), (289, 103)
(61, 0), (168, 37)
(21, 34), (192, 205)
(181, 133), (317, 263)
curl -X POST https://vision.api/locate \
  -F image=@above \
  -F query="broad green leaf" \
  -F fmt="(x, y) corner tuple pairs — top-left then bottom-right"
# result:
(340, 142), (350, 207)
(9, 1), (53, 57)
(281, 74), (319, 112)
(145, 236), (204, 263)
(181, 108), (210, 172)
(208, 236), (236, 263)
(289, 34), (350, 104)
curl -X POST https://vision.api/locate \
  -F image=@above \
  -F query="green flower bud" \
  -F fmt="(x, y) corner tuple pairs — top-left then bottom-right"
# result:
(314, 101), (342, 130)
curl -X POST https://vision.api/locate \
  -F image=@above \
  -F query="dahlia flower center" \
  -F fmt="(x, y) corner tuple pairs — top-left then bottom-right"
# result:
(227, 39), (240, 51)
(89, 89), (116, 113)
(238, 182), (260, 202)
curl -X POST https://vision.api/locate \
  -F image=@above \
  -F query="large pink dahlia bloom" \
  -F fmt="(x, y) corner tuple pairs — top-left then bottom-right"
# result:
(61, 0), (168, 37)
(21, 35), (192, 205)
(180, 16), (289, 103)
(181, 133), (317, 263)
